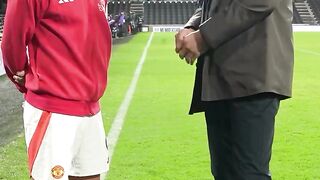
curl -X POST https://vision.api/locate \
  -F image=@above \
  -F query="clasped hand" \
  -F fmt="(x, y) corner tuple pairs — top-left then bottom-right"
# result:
(175, 29), (208, 65)
(13, 70), (25, 85)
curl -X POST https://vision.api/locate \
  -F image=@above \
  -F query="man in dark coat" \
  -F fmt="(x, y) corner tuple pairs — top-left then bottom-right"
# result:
(175, 0), (294, 179)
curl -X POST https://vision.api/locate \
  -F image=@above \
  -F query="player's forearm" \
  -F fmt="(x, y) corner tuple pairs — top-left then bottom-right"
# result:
(1, 44), (28, 93)
(1, 0), (41, 92)
(1, 0), (41, 74)
(1, 38), (28, 75)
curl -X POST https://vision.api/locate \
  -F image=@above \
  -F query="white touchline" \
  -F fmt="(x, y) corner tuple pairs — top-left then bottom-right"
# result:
(107, 32), (155, 162)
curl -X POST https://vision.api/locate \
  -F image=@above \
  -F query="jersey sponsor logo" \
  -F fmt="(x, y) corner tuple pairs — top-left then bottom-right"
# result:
(98, 0), (106, 12)
(51, 165), (64, 179)
(59, 0), (75, 4)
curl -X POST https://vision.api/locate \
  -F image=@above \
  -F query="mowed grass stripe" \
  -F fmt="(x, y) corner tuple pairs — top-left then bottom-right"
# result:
(271, 32), (320, 180)
(107, 32), (154, 161)
(101, 33), (151, 133)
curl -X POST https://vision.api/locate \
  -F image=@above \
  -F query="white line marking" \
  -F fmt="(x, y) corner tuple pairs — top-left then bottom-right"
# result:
(107, 32), (154, 162)
(0, 49), (5, 76)
(296, 48), (320, 56)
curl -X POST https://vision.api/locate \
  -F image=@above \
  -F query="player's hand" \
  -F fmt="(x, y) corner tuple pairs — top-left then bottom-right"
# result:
(13, 70), (25, 85)
(178, 30), (209, 65)
(175, 28), (195, 54)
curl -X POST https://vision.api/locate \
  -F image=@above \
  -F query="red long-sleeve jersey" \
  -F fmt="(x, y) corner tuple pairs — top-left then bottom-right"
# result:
(1, 0), (111, 116)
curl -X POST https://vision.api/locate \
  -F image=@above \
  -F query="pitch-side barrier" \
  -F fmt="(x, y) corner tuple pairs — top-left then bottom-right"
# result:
(146, 24), (320, 32)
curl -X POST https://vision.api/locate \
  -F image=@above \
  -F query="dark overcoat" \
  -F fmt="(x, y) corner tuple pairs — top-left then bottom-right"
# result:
(185, 0), (294, 114)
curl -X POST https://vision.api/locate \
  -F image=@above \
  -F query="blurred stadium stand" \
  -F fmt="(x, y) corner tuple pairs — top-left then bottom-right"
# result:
(0, 14), (3, 41)
(293, 3), (304, 24)
(108, 1), (198, 25)
(0, 0), (6, 42)
(143, 1), (197, 25)
(107, 0), (320, 25)
(0, 0), (318, 35)
(294, 0), (319, 25)
(307, 0), (320, 23)
(108, 1), (132, 16)
(0, 0), (318, 41)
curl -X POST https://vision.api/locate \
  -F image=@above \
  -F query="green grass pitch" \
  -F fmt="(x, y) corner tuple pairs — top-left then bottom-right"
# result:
(0, 32), (319, 179)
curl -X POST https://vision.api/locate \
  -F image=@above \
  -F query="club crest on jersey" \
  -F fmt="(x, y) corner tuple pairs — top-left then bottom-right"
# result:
(98, 0), (106, 12)
(51, 165), (64, 179)
(59, 0), (75, 4)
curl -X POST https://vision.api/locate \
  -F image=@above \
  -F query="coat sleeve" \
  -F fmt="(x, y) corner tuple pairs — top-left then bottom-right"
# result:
(199, 0), (280, 49)
(1, 0), (46, 92)
(184, 8), (203, 30)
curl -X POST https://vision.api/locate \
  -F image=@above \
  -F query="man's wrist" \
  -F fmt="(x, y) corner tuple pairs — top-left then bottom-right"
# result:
(195, 30), (209, 54)
(184, 26), (197, 31)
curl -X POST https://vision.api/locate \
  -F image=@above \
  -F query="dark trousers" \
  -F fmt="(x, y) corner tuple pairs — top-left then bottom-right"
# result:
(204, 93), (280, 180)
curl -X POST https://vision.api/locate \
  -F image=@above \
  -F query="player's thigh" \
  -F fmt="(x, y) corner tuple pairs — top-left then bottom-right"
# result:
(70, 112), (109, 176)
(23, 101), (44, 146)
(32, 113), (83, 179)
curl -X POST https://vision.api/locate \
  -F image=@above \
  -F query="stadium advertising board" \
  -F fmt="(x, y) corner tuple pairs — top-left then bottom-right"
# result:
(152, 26), (183, 32)
(293, 25), (320, 32)
(151, 25), (320, 33)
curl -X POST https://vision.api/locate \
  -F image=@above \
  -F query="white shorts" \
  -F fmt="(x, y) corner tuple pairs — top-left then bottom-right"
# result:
(23, 101), (109, 180)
